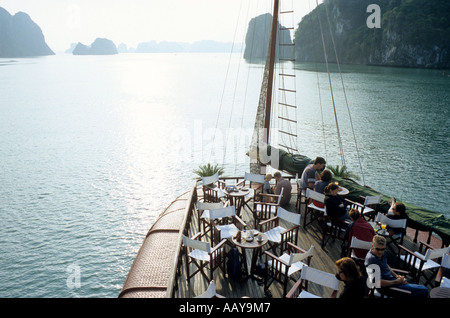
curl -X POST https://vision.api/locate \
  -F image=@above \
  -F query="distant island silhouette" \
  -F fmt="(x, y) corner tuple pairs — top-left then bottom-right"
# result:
(72, 38), (118, 55)
(0, 7), (54, 58)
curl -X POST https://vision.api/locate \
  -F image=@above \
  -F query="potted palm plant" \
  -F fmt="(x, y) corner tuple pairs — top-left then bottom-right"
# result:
(193, 163), (225, 187)
(328, 165), (360, 181)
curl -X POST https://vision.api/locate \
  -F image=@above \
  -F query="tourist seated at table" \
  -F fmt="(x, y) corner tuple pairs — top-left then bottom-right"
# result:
(324, 183), (350, 221)
(365, 235), (428, 298)
(344, 209), (375, 258)
(273, 171), (291, 206)
(386, 198), (408, 235)
(313, 169), (332, 208)
(300, 156), (326, 189)
(263, 174), (273, 194)
(335, 257), (368, 298)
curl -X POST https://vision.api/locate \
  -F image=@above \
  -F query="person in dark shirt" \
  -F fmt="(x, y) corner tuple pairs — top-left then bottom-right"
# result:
(335, 257), (367, 298)
(344, 209), (375, 259)
(273, 171), (292, 206)
(386, 199), (408, 235)
(324, 183), (350, 221)
(313, 169), (332, 208)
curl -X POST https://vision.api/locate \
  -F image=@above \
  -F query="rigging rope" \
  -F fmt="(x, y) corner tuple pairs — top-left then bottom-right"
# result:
(308, 0), (328, 160)
(315, 0), (345, 168)
(209, 0), (244, 166)
(323, 3), (366, 185)
(233, 0), (255, 176)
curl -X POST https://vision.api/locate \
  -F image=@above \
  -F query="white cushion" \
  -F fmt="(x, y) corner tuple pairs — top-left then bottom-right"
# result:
(278, 253), (307, 276)
(189, 248), (223, 262)
(307, 202), (325, 213)
(265, 226), (286, 243)
(441, 277), (450, 288)
(217, 224), (239, 239)
(400, 253), (440, 271)
(299, 290), (320, 298)
(189, 249), (210, 261)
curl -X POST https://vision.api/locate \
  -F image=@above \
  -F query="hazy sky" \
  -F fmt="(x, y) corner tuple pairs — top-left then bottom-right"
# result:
(0, 0), (322, 52)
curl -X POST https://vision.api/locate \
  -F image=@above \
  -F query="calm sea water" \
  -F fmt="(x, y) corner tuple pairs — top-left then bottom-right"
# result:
(0, 53), (448, 297)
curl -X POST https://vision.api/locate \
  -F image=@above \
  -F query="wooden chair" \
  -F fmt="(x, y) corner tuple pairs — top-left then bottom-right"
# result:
(375, 212), (407, 251)
(435, 253), (450, 286)
(236, 172), (265, 210)
(303, 188), (325, 229)
(252, 188), (284, 228)
(347, 236), (373, 267)
(294, 173), (307, 213)
(258, 207), (300, 255)
(252, 201), (279, 229)
(210, 206), (246, 247)
(264, 243), (314, 297)
(397, 241), (450, 287)
(321, 215), (350, 250)
(365, 265), (411, 298)
(194, 280), (225, 298)
(359, 195), (382, 221)
(286, 266), (339, 298)
(344, 198), (366, 214)
(197, 201), (223, 234)
(201, 172), (226, 203)
(258, 187), (284, 205)
(182, 233), (227, 283)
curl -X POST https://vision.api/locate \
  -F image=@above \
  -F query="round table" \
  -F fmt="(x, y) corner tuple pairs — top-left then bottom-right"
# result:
(430, 287), (450, 298)
(225, 188), (250, 216)
(338, 186), (349, 196)
(232, 231), (268, 279)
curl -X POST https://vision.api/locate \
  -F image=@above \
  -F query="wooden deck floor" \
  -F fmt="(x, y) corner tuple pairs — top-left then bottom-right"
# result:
(172, 185), (437, 298)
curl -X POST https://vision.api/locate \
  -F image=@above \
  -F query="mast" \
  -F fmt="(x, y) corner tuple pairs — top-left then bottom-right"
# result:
(249, 0), (280, 174)
(264, 0), (279, 139)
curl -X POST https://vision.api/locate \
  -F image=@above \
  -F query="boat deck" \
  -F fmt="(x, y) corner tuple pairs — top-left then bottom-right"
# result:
(171, 183), (439, 298)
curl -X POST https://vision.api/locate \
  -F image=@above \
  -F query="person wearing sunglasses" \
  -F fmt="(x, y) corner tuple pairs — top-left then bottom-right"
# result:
(365, 235), (428, 298)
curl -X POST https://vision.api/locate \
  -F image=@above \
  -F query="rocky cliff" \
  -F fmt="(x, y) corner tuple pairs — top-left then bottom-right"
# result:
(72, 38), (118, 55)
(244, 13), (293, 62)
(0, 7), (54, 58)
(294, 0), (450, 69)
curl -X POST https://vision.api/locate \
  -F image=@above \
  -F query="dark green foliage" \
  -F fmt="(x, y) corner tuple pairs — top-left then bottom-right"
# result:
(294, 0), (450, 68)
